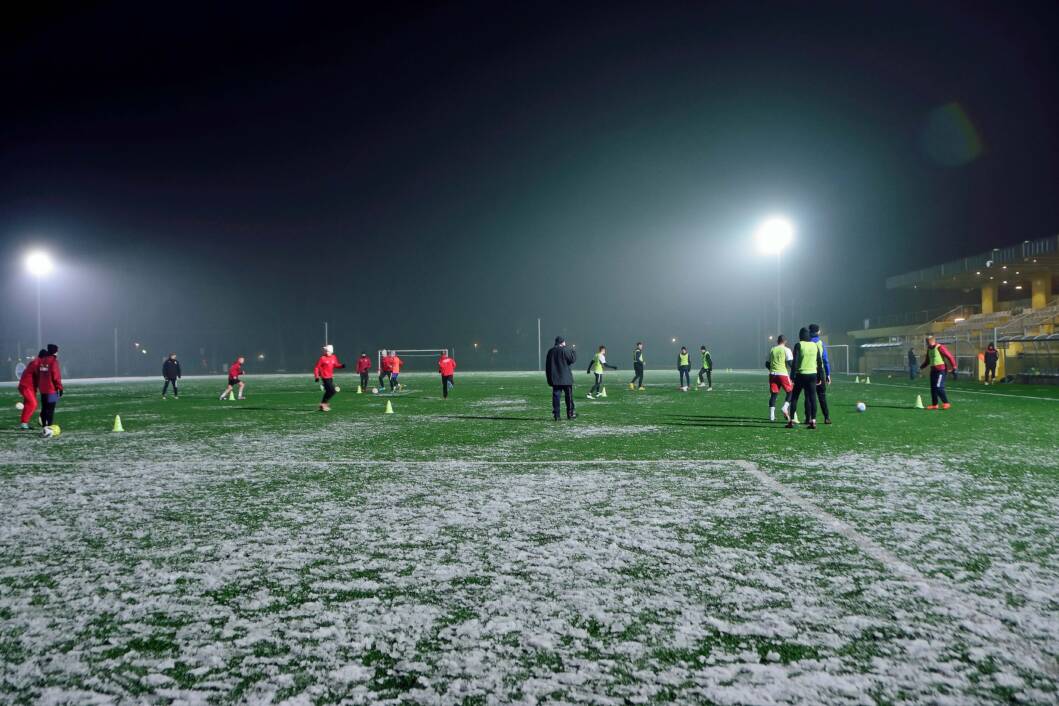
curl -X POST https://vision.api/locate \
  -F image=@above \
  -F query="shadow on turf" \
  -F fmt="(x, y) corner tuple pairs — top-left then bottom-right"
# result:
(440, 415), (549, 423)
(662, 419), (782, 429)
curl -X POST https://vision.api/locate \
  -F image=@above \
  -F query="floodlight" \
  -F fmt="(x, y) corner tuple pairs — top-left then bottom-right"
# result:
(754, 218), (794, 255)
(25, 251), (54, 277)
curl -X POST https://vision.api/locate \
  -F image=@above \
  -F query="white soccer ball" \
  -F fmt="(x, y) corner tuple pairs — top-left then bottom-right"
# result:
(334, 386), (341, 393)
(372, 387), (379, 395)
(15, 401), (24, 411)
(856, 401), (867, 413)
(41, 425), (54, 438)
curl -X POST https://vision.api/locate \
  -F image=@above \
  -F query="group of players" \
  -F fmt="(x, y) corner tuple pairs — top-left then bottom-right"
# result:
(15, 344), (64, 433)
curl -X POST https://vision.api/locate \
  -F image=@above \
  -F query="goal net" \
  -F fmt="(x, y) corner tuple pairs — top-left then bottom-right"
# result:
(377, 349), (449, 371)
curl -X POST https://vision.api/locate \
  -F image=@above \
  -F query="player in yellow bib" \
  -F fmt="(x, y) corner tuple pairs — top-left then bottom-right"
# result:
(786, 327), (824, 429)
(766, 335), (794, 421)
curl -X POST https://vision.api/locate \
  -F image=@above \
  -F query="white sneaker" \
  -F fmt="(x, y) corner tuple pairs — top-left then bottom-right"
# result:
(586, 393), (594, 399)
(697, 382), (706, 388)
(707, 387), (713, 391)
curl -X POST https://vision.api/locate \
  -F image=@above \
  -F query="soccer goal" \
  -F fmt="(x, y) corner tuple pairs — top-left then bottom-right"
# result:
(377, 349), (449, 371)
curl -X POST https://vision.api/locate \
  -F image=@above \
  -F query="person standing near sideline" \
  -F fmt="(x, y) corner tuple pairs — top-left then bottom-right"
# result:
(219, 356), (246, 400)
(808, 324), (832, 424)
(766, 335), (793, 422)
(545, 336), (577, 421)
(920, 335), (956, 409)
(677, 346), (691, 391)
(438, 351), (457, 398)
(907, 347), (917, 380)
(984, 343), (999, 385)
(586, 345), (617, 399)
(17, 350), (44, 430)
(36, 344), (63, 432)
(355, 351), (373, 392)
(786, 328), (823, 430)
(162, 353), (182, 399)
(313, 344), (345, 411)
(697, 345), (713, 390)
(629, 342), (645, 390)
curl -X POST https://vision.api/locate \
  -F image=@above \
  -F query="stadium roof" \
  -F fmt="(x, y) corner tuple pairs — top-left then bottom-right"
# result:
(886, 235), (1059, 290)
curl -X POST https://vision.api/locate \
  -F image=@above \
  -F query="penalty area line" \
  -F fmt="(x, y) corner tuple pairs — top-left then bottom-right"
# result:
(734, 459), (1058, 679)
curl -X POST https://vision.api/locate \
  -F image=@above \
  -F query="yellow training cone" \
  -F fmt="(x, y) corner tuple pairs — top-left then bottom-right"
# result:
(112, 415), (125, 432)
(384, 400), (394, 414)
(854, 376), (860, 383)
(357, 385), (363, 394)
(599, 387), (607, 398)
(792, 412), (799, 424)
(865, 376), (871, 384)
(228, 390), (236, 401)
(914, 394), (924, 409)
(628, 382), (635, 390)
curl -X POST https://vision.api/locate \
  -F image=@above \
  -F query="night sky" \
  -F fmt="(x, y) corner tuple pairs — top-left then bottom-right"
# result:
(3, 2), (1058, 375)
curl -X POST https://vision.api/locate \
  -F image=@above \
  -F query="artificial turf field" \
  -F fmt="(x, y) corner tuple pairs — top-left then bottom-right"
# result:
(1, 370), (1057, 705)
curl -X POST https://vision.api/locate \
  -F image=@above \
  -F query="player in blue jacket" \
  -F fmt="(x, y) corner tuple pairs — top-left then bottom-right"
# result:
(808, 324), (832, 424)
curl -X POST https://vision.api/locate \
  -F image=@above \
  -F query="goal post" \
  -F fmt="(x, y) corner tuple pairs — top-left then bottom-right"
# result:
(377, 348), (449, 371)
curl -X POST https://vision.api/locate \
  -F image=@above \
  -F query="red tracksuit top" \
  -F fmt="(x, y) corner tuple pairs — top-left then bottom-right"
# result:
(356, 356), (372, 373)
(35, 355), (63, 394)
(438, 356), (456, 376)
(19, 358), (41, 392)
(229, 361), (244, 378)
(380, 356), (393, 373)
(314, 354), (344, 379)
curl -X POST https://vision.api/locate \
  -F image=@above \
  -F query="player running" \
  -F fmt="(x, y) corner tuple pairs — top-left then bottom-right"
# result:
(767, 335), (793, 422)
(355, 351), (372, 393)
(220, 356), (246, 400)
(786, 328), (823, 430)
(808, 324), (831, 424)
(677, 346), (691, 391)
(389, 352), (404, 391)
(586, 345), (617, 399)
(17, 350), (44, 429)
(378, 350), (393, 391)
(438, 351), (456, 398)
(920, 335), (957, 409)
(697, 345), (713, 390)
(36, 344), (63, 433)
(313, 344), (345, 411)
(629, 342), (645, 390)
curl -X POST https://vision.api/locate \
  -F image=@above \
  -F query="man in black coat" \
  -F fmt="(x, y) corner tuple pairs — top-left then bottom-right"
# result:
(162, 353), (182, 399)
(545, 336), (577, 420)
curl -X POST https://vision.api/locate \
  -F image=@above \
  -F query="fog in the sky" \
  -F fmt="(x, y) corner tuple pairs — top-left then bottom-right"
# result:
(2, 2), (1057, 375)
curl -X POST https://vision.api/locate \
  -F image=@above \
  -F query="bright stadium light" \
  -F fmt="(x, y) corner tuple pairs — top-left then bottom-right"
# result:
(25, 250), (55, 350)
(754, 217), (794, 255)
(754, 217), (795, 336)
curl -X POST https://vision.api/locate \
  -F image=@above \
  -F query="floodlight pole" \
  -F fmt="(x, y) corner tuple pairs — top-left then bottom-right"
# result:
(36, 278), (42, 351)
(324, 321), (329, 346)
(537, 318), (541, 371)
(776, 250), (782, 337)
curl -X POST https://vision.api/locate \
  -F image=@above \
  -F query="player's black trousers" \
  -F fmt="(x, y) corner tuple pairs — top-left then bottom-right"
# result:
(678, 366), (691, 387)
(551, 385), (575, 419)
(815, 381), (830, 420)
(379, 371), (391, 389)
(442, 375), (454, 398)
(631, 362), (644, 387)
(789, 374), (819, 421)
(360, 372), (369, 391)
(162, 378), (179, 396)
(698, 367), (712, 385)
(321, 378), (336, 404)
(930, 369), (949, 405)
(41, 395), (58, 426)
(591, 373), (603, 395)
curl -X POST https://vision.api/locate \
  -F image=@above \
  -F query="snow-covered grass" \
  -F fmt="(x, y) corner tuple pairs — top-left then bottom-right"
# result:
(1, 372), (1056, 703)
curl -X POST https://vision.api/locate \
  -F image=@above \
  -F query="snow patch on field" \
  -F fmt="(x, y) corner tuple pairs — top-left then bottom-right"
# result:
(1, 459), (1055, 704)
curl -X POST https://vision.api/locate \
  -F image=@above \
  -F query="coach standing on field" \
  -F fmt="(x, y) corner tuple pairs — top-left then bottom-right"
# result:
(545, 336), (577, 421)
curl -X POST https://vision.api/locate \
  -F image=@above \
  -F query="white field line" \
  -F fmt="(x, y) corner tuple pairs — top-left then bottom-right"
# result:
(734, 459), (1058, 679)
(835, 379), (1059, 402)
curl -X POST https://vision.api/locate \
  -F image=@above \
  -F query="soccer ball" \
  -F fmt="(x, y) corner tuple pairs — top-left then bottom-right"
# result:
(15, 401), (24, 411)
(42, 424), (61, 438)
(856, 402), (867, 413)
(372, 387), (379, 395)
(334, 386), (341, 392)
